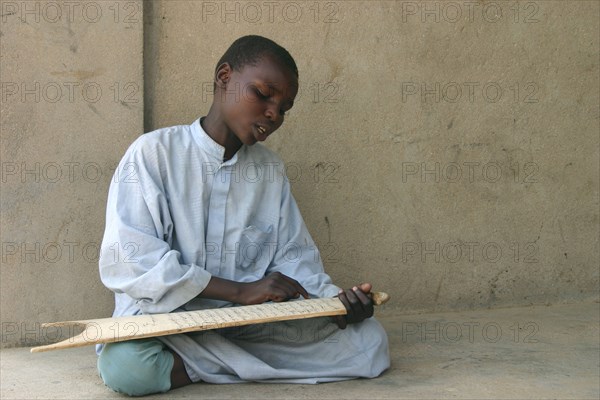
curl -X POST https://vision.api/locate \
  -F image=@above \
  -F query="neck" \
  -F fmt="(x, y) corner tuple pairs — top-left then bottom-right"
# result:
(201, 108), (243, 161)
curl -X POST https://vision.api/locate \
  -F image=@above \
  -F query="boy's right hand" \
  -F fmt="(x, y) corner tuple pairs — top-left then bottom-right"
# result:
(236, 272), (310, 305)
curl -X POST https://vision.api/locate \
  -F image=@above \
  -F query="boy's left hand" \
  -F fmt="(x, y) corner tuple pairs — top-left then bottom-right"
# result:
(333, 283), (374, 329)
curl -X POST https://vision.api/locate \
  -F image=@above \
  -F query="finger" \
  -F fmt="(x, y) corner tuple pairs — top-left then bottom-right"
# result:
(265, 274), (299, 299)
(358, 282), (372, 293)
(337, 290), (355, 322)
(267, 290), (287, 302)
(345, 287), (367, 321)
(346, 287), (365, 311)
(266, 281), (300, 302)
(281, 274), (310, 299)
(335, 315), (347, 329)
(352, 286), (374, 318)
(271, 282), (302, 301)
(279, 274), (310, 299)
(271, 280), (297, 298)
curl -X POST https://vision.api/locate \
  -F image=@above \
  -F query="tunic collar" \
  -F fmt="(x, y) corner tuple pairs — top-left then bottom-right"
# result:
(191, 117), (244, 165)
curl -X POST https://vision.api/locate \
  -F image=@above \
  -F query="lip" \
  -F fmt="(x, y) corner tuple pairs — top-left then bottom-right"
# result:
(254, 124), (270, 141)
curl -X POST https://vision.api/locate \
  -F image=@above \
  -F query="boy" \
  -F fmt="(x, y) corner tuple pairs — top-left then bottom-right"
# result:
(96, 35), (390, 396)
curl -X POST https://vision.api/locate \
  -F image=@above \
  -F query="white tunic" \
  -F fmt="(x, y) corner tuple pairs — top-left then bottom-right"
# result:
(97, 118), (390, 383)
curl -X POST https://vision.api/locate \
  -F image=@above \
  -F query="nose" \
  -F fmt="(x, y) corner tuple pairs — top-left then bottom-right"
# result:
(264, 103), (282, 124)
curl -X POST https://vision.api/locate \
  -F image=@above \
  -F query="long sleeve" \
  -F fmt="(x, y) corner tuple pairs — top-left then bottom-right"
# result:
(265, 175), (341, 299)
(98, 136), (212, 315)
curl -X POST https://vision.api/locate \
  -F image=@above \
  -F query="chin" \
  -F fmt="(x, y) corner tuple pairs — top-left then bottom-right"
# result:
(243, 136), (258, 146)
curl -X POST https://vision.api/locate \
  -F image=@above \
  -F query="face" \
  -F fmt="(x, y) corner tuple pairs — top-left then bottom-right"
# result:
(215, 55), (298, 145)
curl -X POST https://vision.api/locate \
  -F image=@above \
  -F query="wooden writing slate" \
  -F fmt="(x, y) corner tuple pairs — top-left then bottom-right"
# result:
(31, 292), (389, 353)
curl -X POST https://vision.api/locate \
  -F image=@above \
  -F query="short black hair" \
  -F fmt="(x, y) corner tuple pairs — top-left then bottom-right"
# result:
(213, 35), (298, 91)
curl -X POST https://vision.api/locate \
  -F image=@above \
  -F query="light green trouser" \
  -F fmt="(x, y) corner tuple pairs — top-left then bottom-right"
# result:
(97, 338), (174, 397)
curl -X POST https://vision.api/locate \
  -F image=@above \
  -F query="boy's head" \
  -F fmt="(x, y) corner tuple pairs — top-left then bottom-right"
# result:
(211, 35), (299, 145)
(213, 35), (298, 91)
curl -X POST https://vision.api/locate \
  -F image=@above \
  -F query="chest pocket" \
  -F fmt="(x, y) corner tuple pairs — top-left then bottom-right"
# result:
(238, 223), (275, 274)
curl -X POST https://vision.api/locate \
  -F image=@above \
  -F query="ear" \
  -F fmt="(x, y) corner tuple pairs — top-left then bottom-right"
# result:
(215, 62), (232, 89)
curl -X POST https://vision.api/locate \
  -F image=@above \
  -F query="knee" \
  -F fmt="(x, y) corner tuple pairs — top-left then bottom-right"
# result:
(97, 339), (174, 396)
(355, 318), (391, 376)
(369, 318), (389, 346)
(353, 317), (388, 345)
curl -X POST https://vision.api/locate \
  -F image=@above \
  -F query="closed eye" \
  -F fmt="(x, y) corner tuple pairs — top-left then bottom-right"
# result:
(253, 87), (290, 116)
(253, 88), (267, 98)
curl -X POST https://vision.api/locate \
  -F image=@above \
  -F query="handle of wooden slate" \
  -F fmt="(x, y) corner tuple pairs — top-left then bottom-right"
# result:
(370, 291), (390, 305)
